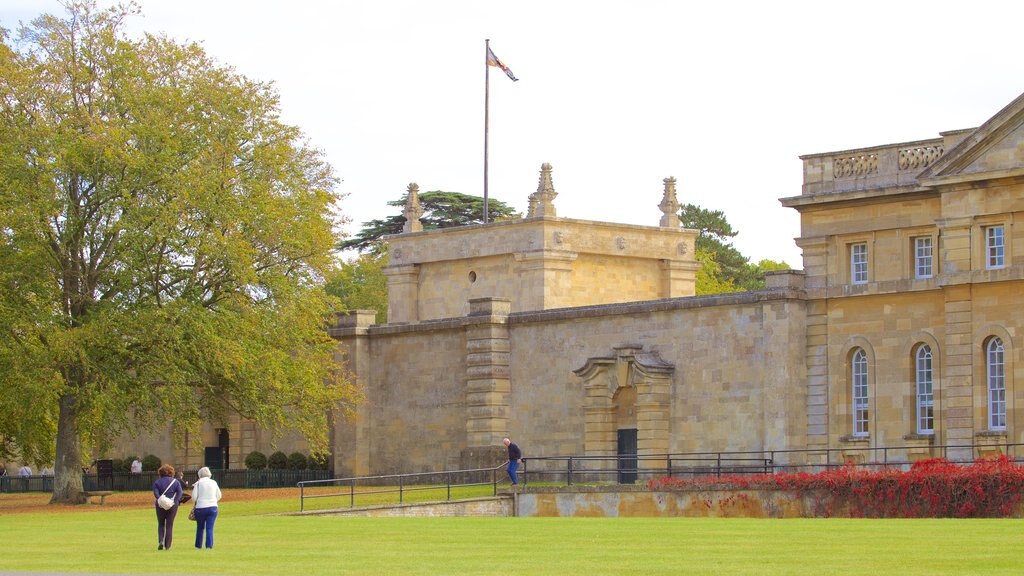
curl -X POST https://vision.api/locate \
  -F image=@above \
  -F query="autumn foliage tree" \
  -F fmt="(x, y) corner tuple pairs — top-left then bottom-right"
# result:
(0, 2), (358, 503)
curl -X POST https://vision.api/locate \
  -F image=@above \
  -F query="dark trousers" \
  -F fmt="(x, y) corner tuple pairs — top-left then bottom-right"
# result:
(156, 506), (179, 549)
(194, 506), (218, 549)
(507, 461), (519, 485)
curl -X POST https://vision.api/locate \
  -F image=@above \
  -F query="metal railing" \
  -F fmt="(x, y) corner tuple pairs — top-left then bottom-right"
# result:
(297, 464), (506, 512)
(521, 442), (1024, 486)
(0, 468), (332, 494)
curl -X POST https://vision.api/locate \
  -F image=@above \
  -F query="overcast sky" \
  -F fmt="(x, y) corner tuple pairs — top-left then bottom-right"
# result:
(4, 1), (1023, 266)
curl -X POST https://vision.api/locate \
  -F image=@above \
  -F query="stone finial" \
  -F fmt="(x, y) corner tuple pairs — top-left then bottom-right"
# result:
(402, 182), (424, 233)
(527, 163), (557, 218)
(659, 176), (681, 228)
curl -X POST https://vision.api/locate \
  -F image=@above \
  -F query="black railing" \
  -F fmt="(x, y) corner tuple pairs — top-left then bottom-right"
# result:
(0, 468), (331, 493)
(297, 464), (506, 512)
(522, 442), (1024, 486)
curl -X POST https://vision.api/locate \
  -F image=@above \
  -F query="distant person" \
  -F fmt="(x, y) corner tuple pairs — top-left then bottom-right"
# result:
(503, 437), (522, 486)
(40, 465), (53, 476)
(18, 464), (31, 477)
(130, 457), (143, 474)
(176, 470), (192, 504)
(152, 464), (183, 550)
(191, 467), (222, 549)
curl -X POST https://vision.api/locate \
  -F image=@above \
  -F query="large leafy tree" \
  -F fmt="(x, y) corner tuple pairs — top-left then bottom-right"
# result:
(0, 2), (357, 503)
(325, 246), (389, 323)
(340, 191), (519, 252)
(680, 204), (788, 294)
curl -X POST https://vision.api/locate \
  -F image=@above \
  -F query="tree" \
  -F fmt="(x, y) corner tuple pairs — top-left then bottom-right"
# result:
(325, 246), (389, 323)
(340, 191), (519, 252)
(679, 204), (788, 294)
(0, 2), (358, 503)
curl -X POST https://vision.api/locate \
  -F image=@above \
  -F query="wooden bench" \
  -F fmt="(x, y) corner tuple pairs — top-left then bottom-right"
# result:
(83, 490), (114, 505)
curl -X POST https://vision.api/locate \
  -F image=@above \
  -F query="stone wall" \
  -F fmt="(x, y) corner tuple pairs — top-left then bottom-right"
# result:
(515, 487), (1024, 518)
(333, 284), (809, 477)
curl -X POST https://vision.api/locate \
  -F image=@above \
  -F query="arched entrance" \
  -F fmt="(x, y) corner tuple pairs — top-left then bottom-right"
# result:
(574, 346), (674, 482)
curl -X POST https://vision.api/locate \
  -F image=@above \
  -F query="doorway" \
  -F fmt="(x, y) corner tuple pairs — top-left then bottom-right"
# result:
(617, 428), (638, 484)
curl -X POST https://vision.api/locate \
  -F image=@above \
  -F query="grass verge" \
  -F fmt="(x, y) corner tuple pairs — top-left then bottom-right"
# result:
(0, 492), (1021, 575)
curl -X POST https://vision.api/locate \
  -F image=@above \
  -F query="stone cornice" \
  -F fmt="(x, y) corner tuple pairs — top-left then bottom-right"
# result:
(780, 185), (937, 210)
(331, 289), (808, 339)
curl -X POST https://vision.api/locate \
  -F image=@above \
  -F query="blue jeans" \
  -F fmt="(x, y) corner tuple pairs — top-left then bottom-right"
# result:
(194, 506), (218, 549)
(507, 461), (519, 485)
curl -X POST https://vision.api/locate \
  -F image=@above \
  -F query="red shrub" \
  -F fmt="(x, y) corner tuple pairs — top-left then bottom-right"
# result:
(647, 455), (1024, 518)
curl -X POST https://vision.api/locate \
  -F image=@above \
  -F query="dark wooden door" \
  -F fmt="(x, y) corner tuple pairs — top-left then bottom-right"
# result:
(617, 428), (638, 484)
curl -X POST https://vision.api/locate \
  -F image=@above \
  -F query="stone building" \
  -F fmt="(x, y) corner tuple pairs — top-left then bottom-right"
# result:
(112, 92), (1024, 477)
(330, 91), (1024, 478)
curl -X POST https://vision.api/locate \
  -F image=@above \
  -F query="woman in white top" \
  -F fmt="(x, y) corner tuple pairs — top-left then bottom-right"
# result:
(190, 467), (223, 549)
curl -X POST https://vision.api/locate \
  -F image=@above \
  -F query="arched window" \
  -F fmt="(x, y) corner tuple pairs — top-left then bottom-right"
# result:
(852, 348), (869, 436)
(915, 345), (934, 435)
(986, 337), (1006, 430)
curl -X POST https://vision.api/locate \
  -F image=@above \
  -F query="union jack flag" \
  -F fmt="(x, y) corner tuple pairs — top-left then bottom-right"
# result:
(487, 47), (518, 82)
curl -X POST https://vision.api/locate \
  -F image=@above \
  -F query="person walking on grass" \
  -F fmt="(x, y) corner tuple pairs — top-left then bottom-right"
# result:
(152, 464), (182, 550)
(191, 467), (222, 549)
(503, 437), (522, 486)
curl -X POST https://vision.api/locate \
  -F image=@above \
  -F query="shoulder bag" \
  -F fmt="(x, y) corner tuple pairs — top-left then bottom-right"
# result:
(156, 479), (178, 510)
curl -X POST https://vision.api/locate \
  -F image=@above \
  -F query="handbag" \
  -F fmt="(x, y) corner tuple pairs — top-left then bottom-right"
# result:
(188, 507), (196, 521)
(157, 479), (178, 510)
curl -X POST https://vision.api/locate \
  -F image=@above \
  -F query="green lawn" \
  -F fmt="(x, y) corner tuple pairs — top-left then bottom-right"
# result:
(1, 496), (1021, 575)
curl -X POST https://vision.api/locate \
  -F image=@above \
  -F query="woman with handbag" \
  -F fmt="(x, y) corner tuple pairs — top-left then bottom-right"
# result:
(152, 464), (182, 550)
(191, 466), (222, 549)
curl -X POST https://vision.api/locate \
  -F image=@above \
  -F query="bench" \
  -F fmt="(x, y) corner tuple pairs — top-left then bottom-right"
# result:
(83, 490), (114, 505)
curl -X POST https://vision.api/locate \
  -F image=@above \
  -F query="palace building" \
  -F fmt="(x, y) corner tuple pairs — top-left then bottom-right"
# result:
(114, 91), (1024, 478)
(329, 91), (1024, 477)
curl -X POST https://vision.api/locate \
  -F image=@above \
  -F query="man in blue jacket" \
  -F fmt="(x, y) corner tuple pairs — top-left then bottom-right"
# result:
(503, 437), (522, 486)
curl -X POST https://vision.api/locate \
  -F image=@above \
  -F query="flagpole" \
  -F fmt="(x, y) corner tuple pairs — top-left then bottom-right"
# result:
(483, 38), (490, 224)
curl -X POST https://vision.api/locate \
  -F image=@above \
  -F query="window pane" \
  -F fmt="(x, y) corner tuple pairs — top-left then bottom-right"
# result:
(986, 226), (1005, 269)
(851, 243), (868, 284)
(915, 345), (934, 434)
(914, 237), (933, 279)
(987, 337), (1005, 430)
(852, 349), (869, 436)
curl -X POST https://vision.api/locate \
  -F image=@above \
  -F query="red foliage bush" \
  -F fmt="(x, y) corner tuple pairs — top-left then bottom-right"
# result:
(647, 455), (1024, 518)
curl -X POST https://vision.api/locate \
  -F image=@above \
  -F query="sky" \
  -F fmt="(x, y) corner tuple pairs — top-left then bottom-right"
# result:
(3, 1), (1023, 267)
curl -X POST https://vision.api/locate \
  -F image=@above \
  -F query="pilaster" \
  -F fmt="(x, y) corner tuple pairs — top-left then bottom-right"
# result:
(383, 264), (420, 324)
(514, 250), (578, 310)
(659, 259), (699, 298)
(464, 298), (512, 449)
(328, 310), (376, 477)
(942, 283), (975, 460)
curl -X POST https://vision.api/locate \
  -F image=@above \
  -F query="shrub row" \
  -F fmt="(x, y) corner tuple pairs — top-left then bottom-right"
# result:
(648, 455), (1024, 518)
(103, 451), (328, 473)
(244, 450), (328, 471)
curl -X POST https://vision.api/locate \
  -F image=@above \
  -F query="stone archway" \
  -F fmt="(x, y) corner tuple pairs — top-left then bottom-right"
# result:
(574, 346), (675, 476)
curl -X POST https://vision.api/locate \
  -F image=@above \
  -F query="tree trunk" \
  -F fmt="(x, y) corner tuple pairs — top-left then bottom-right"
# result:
(50, 393), (86, 504)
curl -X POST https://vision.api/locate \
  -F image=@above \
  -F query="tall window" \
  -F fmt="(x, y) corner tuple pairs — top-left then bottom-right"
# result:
(987, 337), (1006, 430)
(852, 348), (869, 436)
(915, 345), (934, 434)
(914, 237), (933, 279)
(986, 225), (1005, 269)
(851, 243), (868, 284)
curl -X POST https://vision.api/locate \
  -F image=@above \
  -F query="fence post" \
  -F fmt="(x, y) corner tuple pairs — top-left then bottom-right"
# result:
(567, 457), (573, 487)
(447, 472), (451, 501)
(399, 474), (404, 504)
(666, 455), (672, 478)
(716, 453), (722, 478)
(350, 479), (355, 508)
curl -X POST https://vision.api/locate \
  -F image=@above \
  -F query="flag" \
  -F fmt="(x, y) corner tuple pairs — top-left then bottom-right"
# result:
(487, 47), (519, 82)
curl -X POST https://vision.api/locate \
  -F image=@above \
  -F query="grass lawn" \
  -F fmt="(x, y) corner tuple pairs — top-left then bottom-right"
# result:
(1, 492), (1021, 575)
